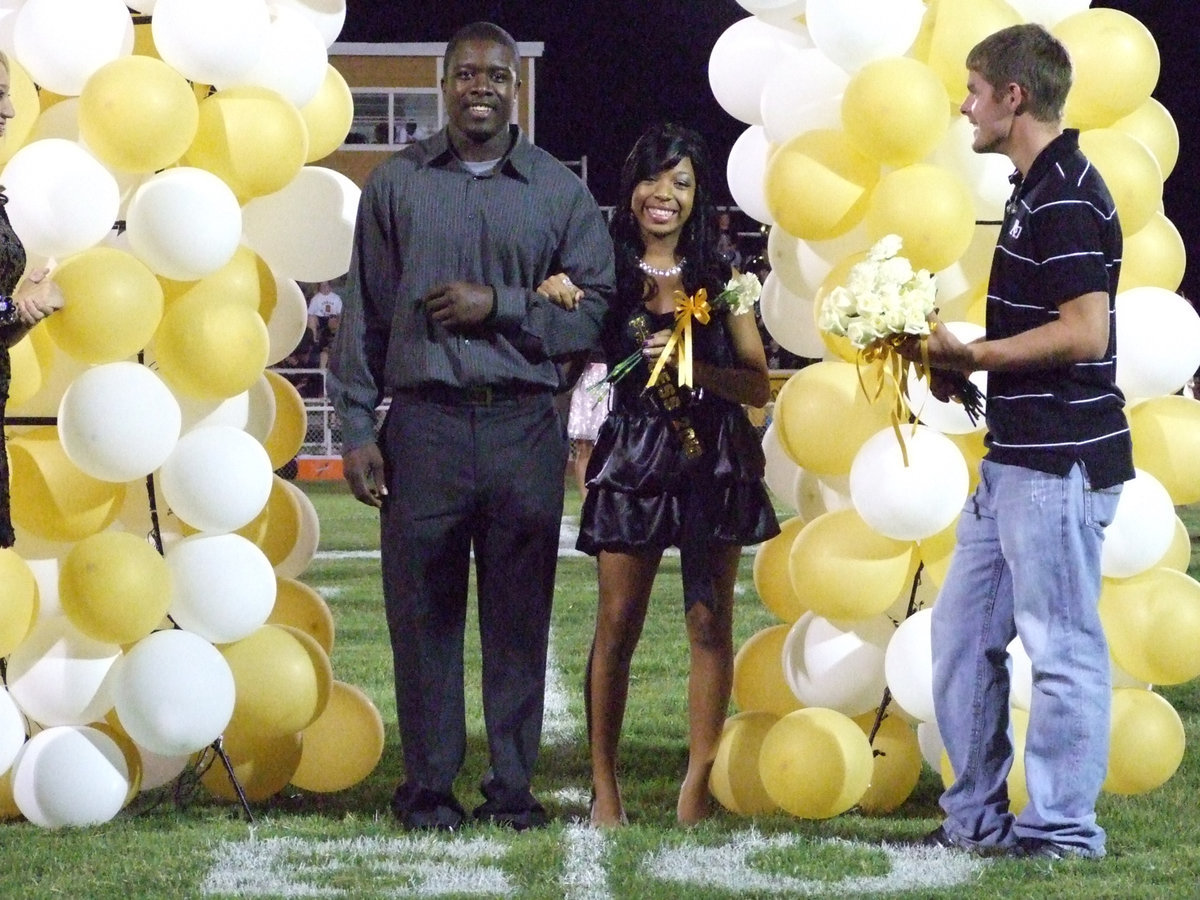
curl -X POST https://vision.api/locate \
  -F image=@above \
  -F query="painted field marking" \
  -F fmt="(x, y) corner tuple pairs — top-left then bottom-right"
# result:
(202, 830), (985, 898)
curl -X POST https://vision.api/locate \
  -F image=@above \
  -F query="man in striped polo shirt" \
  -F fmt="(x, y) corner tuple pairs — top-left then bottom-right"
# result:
(899, 24), (1133, 861)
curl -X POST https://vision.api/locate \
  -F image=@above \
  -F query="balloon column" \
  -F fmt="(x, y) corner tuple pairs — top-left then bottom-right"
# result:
(0, 0), (384, 827)
(710, 0), (1199, 820)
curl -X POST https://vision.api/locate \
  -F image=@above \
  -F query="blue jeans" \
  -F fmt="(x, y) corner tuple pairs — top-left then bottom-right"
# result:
(932, 460), (1122, 855)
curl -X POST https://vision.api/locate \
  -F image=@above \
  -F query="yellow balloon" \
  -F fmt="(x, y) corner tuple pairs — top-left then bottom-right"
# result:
(945, 429), (985, 494)
(709, 711), (780, 816)
(773, 360), (897, 476)
(268, 577), (335, 656)
(765, 129), (879, 241)
(233, 475), (303, 568)
(1054, 8), (1160, 129)
(154, 294), (271, 400)
(924, 0), (1021, 101)
(1103, 688), (1185, 795)
(8, 426), (126, 542)
(853, 711), (922, 815)
(291, 681), (385, 793)
(752, 516), (808, 623)
(78, 55), (199, 173)
(46, 248), (164, 364)
(864, 164), (976, 272)
(1158, 517), (1192, 574)
(0, 58), (41, 165)
(7, 326), (55, 410)
(842, 57), (950, 168)
(1100, 567), (1200, 686)
(299, 64), (355, 163)
(0, 548), (38, 657)
(732, 624), (802, 718)
(172, 245), (277, 315)
(184, 85), (308, 201)
(758, 708), (874, 819)
(263, 370), (307, 470)
(1112, 98), (1179, 179)
(59, 532), (172, 645)
(1119, 213), (1186, 294)
(1077, 128), (1161, 235)
(917, 517), (959, 590)
(222, 624), (333, 738)
(201, 721), (303, 802)
(789, 509), (916, 620)
(0, 770), (21, 821)
(1128, 395), (1200, 506)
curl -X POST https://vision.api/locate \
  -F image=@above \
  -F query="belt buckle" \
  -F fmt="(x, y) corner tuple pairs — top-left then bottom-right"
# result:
(468, 385), (493, 404)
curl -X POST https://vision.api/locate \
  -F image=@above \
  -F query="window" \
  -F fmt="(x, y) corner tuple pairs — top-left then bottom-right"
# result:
(345, 89), (442, 148)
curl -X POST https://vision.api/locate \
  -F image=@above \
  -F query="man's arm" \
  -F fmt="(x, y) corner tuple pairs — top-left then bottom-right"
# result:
(915, 291), (1110, 374)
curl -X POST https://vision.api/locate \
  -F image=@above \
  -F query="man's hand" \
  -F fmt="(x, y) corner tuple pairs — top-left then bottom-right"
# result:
(344, 442), (387, 508)
(423, 282), (495, 330)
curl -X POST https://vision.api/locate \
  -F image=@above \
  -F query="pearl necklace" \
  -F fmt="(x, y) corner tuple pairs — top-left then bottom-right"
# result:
(638, 258), (685, 278)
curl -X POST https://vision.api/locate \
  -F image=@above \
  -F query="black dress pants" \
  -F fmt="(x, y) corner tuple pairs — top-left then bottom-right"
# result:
(379, 389), (566, 812)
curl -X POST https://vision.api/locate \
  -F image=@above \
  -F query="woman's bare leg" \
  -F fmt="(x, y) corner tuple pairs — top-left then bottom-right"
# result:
(677, 543), (741, 825)
(586, 549), (660, 825)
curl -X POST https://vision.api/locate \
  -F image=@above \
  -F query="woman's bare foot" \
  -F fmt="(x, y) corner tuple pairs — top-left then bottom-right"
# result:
(676, 774), (713, 825)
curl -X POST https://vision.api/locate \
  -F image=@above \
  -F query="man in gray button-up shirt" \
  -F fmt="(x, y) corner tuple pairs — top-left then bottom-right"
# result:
(328, 21), (614, 832)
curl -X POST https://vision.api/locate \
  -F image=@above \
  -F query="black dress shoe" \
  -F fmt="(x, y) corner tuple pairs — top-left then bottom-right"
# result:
(472, 797), (548, 831)
(391, 783), (466, 832)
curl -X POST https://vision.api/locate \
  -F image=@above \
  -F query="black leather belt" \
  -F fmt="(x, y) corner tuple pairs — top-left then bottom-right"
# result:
(396, 383), (547, 405)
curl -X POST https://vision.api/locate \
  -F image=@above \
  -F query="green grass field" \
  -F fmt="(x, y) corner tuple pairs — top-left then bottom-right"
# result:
(2, 479), (1198, 899)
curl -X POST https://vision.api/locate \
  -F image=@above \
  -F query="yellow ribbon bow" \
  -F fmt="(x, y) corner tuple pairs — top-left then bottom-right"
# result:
(646, 288), (711, 389)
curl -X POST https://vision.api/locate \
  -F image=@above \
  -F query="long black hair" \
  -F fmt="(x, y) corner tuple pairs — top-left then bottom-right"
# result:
(609, 122), (729, 317)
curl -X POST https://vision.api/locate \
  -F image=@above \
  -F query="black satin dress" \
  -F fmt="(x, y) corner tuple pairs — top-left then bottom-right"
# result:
(0, 199), (28, 547)
(577, 304), (779, 610)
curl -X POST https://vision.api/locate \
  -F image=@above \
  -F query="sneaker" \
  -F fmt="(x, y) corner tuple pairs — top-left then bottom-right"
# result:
(890, 825), (1009, 857)
(1013, 838), (1103, 861)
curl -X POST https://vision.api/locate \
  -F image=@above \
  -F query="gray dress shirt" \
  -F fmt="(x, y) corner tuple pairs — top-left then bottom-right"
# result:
(328, 125), (615, 450)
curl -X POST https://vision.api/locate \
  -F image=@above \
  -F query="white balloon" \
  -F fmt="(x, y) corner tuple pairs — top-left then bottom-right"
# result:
(760, 48), (849, 145)
(265, 275), (310, 365)
(270, 0), (346, 48)
(850, 426), (969, 541)
(904, 322), (988, 435)
(760, 271), (825, 359)
(6, 615), (120, 727)
(273, 479), (321, 579)
(136, 746), (191, 791)
(152, 0), (271, 86)
(12, 0), (133, 95)
(113, 628), (235, 757)
(1101, 468), (1176, 579)
(726, 125), (774, 226)
(884, 608), (935, 722)
(1008, 636), (1033, 711)
(806, 0), (926, 72)
(0, 138), (120, 259)
(708, 17), (808, 125)
(167, 533), (277, 643)
(11, 725), (129, 828)
(766, 225), (806, 297)
(916, 719), (944, 770)
(794, 469), (853, 522)
(783, 612), (888, 716)
(127, 1), (158, 10)
(58, 362), (182, 482)
(931, 118), (1013, 222)
(1115, 286), (1200, 401)
(762, 422), (800, 514)
(125, 167), (243, 280)
(0, 687), (26, 776)
(245, 373), (278, 444)
(1004, 0), (1091, 27)
(218, 7), (327, 108)
(241, 166), (359, 282)
(159, 426), (274, 534)
(0, 4), (20, 57)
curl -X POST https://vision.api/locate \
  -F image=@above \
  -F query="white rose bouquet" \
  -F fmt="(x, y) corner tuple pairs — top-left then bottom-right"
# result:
(819, 235), (983, 441)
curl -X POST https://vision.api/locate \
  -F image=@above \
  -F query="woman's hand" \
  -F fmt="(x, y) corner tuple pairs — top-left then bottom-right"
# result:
(535, 272), (583, 310)
(641, 327), (678, 367)
(14, 268), (64, 326)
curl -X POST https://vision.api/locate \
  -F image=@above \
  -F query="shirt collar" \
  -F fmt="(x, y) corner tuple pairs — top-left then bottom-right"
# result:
(1008, 128), (1080, 195)
(419, 125), (533, 182)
